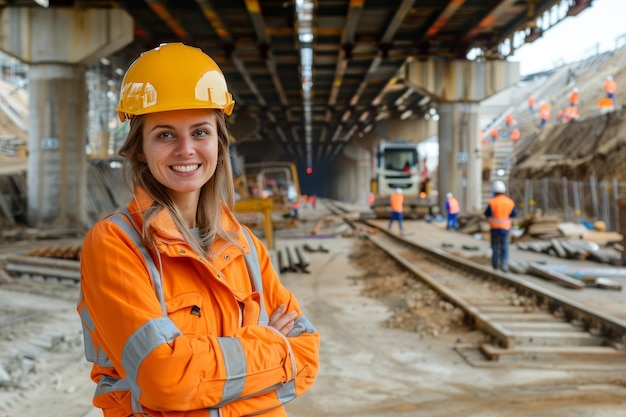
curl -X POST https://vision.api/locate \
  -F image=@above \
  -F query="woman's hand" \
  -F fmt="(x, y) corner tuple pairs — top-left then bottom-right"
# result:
(268, 304), (297, 336)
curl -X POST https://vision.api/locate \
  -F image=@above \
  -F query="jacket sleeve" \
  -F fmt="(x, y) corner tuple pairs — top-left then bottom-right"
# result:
(81, 219), (319, 414)
(226, 227), (320, 413)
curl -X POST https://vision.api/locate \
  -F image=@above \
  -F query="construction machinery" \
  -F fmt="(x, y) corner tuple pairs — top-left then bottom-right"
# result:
(233, 160), (301, 249)
(370, 141), (438, 219)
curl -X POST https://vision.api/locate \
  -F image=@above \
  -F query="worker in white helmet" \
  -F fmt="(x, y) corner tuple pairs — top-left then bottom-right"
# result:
(604, 75), (617, 107)
(484, 180), (517, 272)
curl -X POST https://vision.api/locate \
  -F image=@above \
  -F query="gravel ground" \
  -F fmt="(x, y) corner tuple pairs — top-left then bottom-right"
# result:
(1, 205), (626, 417)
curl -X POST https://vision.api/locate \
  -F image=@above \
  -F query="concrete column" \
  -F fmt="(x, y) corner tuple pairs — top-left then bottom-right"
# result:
(405, 58), (519, 214)
(437, 102), (481, 214)
(28, 64), (87, 230)
(0, 7), (133, 232)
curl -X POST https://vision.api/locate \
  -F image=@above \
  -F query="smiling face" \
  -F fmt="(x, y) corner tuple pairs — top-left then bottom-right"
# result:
(141, 108), (219, 207)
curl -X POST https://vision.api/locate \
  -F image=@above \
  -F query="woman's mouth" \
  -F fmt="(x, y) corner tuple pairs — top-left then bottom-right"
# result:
(171, 164), (199, 173)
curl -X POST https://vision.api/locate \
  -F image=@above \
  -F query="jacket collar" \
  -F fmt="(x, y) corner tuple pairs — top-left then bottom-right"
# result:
(126, 188), (247, 250)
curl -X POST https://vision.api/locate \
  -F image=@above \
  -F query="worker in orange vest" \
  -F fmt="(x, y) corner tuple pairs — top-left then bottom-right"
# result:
(490, 127), (499, 143)
(505, 114), (515, 127)
(510, 127), (520, 142)
(484, 180), (517, 272)
(539, 102), (551, 127)
(528, 95), (536, 111)
(388, 188), (404, 234)
(445, 192), (460, 230)
(563, 105), (579, 122)
(604, 75), (617, 106)
(569, 87), (579, 107)
(291, 199), (301, 218)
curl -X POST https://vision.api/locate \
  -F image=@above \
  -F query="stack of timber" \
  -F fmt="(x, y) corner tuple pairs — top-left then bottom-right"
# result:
(516, 238), (622, 265)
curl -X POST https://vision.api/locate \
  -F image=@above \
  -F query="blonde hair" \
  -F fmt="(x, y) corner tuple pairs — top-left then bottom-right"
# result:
(118, 110), (239, 257)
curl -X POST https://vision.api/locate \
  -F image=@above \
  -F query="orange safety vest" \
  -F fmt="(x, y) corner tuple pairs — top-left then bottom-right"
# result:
(510, 128), (520, 141)
(77, 188), (320, 417)
(390, 192), (404, 212)
(447, 197), (460, 214)
(490, 128), (499, 139)
(367, 194), (375, 205)
(505, 114), (514, 126)
(528, 96), (535, 107)
(605, 79), (617, 94)
(539, 104), (551, 120)
(487, 194), (516, 230)
(569, 91), (579, 105)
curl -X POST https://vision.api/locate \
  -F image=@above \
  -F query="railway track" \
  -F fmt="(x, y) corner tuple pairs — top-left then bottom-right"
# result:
(327, 201), (626, 366)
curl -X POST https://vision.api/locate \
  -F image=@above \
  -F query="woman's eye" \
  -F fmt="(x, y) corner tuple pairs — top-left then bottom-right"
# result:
(157, 131), (174, 139)
(193, 129), (209, 137)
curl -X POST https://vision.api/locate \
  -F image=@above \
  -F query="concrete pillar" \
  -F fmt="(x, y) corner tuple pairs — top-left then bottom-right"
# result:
(437, 102), (481, 214)
(0, 7), (133, 232)
(405, 58), (519, 214)
(28, 64), (87, 229)
(341, 143), (371, 204)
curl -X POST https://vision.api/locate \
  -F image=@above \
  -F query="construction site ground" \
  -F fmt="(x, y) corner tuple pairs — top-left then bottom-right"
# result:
(2, 202), (626, 417)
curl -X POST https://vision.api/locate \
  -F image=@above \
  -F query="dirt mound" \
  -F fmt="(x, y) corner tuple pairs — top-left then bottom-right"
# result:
(512, 108), (626, 181)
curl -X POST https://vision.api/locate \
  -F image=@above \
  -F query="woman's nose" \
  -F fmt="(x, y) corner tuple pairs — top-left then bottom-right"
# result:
(175, 136), (195, 156)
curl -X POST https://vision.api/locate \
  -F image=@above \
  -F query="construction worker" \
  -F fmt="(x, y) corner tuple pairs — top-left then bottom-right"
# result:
(388, 188), (404, 234)
(291, 198), (301, 218)
(539, 102), (551, 127)
(505, 114), (515, 127)
(445, 192), (460, 230)
(528, 95), (536, 111)
(569, 87), (579, 107)
(490, 127), (499, 143)
(484, 180), (517, 272)
(77, 43), (319, 417)
(604, 75), (617, 107)
(510, 127), (520, 142)
(563, 105), (580, 122)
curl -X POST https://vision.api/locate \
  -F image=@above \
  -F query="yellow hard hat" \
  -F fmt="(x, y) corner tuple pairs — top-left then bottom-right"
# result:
(116, 43), (235, 122)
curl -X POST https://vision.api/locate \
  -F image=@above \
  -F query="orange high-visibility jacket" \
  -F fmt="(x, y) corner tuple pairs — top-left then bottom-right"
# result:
(446, 197), (460, 215)
(78, 189), (320, 417)
(605, 79), (617, 94)
(510, 128), (520, 141)
(539, 103), (551, 120)
(486, 194), (516, 230)
(569, 91), (579, 105)
(390, 192), (404, 212)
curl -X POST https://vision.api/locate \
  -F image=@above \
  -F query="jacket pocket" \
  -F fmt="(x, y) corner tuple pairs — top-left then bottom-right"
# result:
(165, 292), (205, 336)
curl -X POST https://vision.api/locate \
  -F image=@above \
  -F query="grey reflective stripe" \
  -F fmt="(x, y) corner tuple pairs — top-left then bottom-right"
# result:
(242, 228), (269, 325)
(79, 304), (113, 367)
(214, 336), (246, 406)
(209, 409), (220, 417)
(276, 380), (297, 404)
(122, 317), (182, 400)
(95, 374), (130, 396)
(109, 209), (167, 316)
(287, 315), (316, 337)
(79, 304), (96, 362)
(94, 376), (144, 414)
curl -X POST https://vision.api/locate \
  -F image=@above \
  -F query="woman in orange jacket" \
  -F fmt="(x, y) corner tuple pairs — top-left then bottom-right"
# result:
(77, 43), (320, 417)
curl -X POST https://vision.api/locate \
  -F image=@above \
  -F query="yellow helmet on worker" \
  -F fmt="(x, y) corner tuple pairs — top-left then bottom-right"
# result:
(116, 43), (235, 122)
